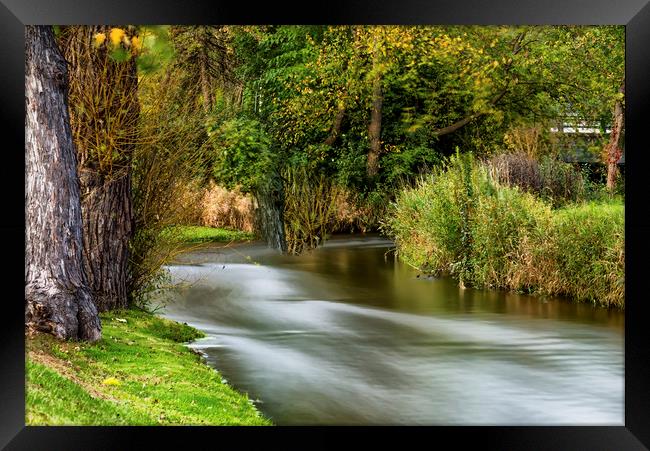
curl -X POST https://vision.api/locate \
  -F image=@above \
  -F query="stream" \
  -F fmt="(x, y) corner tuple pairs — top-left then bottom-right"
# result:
(161, 235), (624, 425)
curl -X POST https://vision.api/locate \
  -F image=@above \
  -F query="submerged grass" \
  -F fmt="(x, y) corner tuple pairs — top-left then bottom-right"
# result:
(384, 152), (624, 308)
(26, 309), (271, 425)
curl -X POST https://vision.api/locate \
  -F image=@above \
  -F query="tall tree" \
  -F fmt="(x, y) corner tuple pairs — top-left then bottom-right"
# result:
(59, 26), (139, 311)
(169, 25), (241, 113)
(605, 82), (624, 191)
(366, 28), (384, 177)
(25, 26), (101, 341)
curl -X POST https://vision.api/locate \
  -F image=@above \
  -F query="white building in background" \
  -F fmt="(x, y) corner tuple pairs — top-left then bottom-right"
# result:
(550, 117), (624, 165)
(550, 122), (611, 134)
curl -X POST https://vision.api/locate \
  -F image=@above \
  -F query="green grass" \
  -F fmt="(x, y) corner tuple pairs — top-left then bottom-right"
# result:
(167, 225), (256, 244)
(26, 309), (272, 425)
(384, 153), (624, 308)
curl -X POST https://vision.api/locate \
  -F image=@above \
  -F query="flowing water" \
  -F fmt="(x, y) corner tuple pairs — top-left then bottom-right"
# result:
(162, 235), (624, 425)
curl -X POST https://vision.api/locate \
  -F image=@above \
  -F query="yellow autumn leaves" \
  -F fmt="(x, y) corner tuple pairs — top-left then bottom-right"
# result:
(93, 27), (142, 56)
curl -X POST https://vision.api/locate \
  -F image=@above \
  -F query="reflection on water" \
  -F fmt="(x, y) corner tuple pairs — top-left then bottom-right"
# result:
(162, 235), (624, 425)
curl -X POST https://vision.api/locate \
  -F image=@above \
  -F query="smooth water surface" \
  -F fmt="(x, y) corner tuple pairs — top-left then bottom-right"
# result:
(162, 235), (624, 425)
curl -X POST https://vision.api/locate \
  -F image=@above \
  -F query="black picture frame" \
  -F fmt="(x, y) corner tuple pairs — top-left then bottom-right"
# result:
(2, 1), (649, 448)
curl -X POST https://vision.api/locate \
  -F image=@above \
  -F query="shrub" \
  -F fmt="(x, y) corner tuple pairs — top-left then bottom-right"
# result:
(130, 70), (212, 309)
(516, 201), (624, 307)
(200, 181), (255, 232)
(333, 188), (391, 234)
(384, 152), (490, 277)
(487, 152), (584, 206)
(488, 152), (543, 193)
(385, 152), (624, 308)
(470, 186), (552, 289)
(209, 116), (276, 194)
(282, 165), (341, 255)
(538, 157), (585, 205)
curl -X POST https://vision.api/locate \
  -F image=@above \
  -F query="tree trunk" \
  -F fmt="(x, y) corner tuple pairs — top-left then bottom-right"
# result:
(78, 170), (133, 311)
(324, 106), (345, 146)
(253, 176), (287, 253)
(59, 26), (138, 311)
(606, 82), (625, 192)
(367, 71), (383, 177)
(25, 26), (101, 341)
(200, 48), (213, 113)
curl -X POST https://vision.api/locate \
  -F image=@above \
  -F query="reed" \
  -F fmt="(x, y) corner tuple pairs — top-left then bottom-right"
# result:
(282, 166), (341, 255)
(384, 153), (624, 308)
(199, 181), (255, 232)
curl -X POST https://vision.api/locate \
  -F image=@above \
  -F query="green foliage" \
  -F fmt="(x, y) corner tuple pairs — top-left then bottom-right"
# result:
(380, 145), (443, 187)
(526, 201), (624, 307)
(331, 138), (369, 189)
(195, 25), (624, 241)
(136, 26), (175, 74)
(282, 165), (341, 254)
(129, 24), (624, 258)
(384, 154), (624, 307)
(209, 117), (275, 193)
(26, 310), (271, 425)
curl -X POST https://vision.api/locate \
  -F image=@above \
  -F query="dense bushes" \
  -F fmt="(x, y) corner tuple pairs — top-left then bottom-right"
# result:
(282, 165), (341, 254)
(487, 152), (585, 206)
(514, 201), (625, 307)
(384, 152), (624, 308)
(200, 181), (255, 232)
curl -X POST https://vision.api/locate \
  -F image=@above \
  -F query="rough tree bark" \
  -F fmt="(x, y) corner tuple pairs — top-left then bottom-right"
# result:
(25, 26), (102, 341)
(606, 82), (625, 192)
(59, 26), (138, 311)
(367, 64), (383, 177)
(324, 106), (345, 146)
(253, 176), (288, 253)
(78, 170), (134, 311)
(199, 43), (213, 113)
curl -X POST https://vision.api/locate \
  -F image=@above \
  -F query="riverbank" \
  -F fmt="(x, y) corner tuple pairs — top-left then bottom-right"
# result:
(26, 309), (271, 425)
(170, 225), (256, 244)
(384, 154), (624, 308)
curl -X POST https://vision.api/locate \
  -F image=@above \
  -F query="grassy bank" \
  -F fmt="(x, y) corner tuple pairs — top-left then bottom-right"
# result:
(384, 153), (624, 308)
(167, 225), (256, 244)
(26, 309), (271, 425)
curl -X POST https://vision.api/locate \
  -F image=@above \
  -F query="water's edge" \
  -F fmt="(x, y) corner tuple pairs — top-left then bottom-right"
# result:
(161, 236), (624, 425)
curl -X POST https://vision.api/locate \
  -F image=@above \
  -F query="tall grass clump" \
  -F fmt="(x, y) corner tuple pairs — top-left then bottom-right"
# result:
(385, 151), (624, 308)
(470, 185), (552, 289)
(384, 152), (492, 282)
(282, 165), (341, 255)
(200, 181), (255, 232)
(488, 152), (585, 206)
(515, 200), (624, 307)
